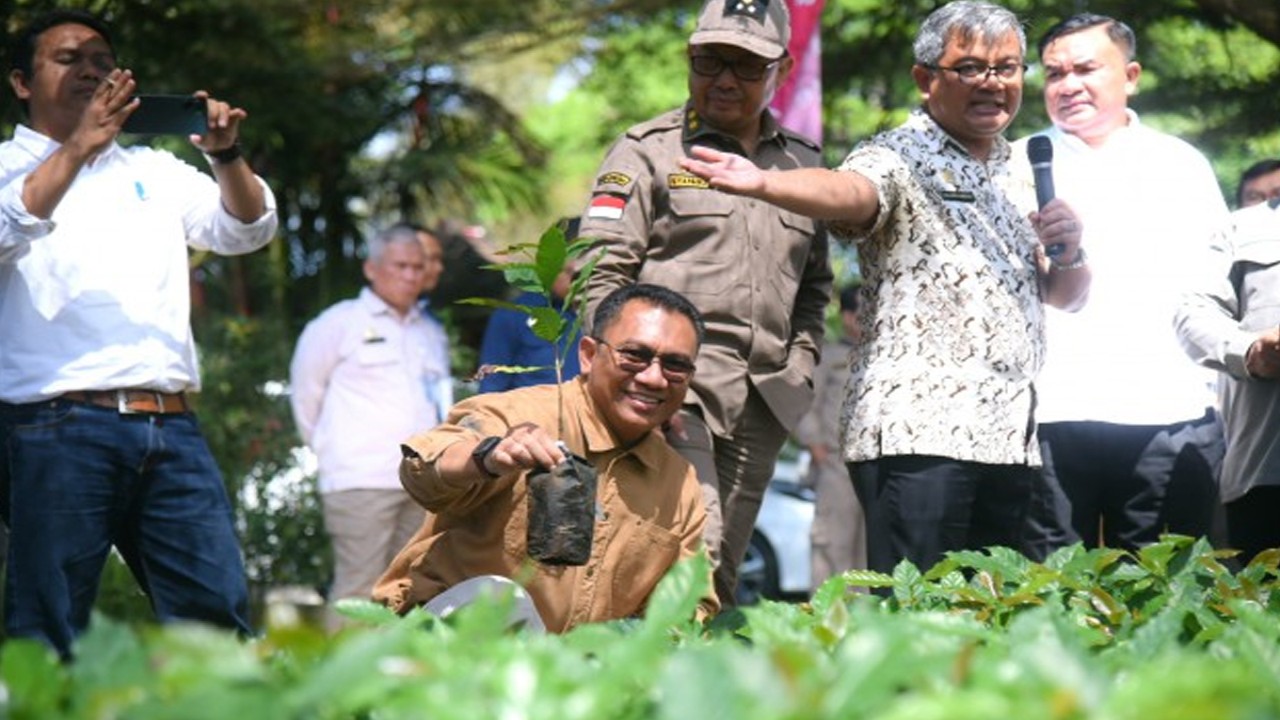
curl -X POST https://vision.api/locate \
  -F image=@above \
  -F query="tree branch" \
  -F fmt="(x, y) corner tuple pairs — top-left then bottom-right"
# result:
(1194, 0), (1280, 47)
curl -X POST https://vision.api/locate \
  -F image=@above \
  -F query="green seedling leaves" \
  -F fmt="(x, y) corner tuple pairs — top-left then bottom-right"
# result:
(7, 537), (1279, 719)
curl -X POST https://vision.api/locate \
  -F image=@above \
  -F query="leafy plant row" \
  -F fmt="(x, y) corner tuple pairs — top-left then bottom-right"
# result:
(4, 536), (1278, 720)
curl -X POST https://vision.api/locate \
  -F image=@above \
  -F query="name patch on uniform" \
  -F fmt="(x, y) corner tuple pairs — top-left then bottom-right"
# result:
(587, 194), (626, 220)
(940, 190), (976, 203)
(668, 173), (711, 189)
(597, 171), (632, 188)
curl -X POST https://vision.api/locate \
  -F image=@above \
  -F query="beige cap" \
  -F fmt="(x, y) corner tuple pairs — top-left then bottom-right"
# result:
(689, 0), (791, 60)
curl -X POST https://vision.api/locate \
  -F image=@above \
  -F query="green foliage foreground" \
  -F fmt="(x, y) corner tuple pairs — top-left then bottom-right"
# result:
(4, 536), (1279, 720)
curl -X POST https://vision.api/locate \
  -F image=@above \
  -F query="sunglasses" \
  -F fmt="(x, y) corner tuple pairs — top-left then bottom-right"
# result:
(593, 338), (696, 383)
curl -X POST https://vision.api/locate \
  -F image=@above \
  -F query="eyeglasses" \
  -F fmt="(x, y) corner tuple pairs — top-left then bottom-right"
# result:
(689, 54), (780, 82)
(1241, 188), (1280, 208)
(593, 338), (696, 383)
(926, 62), (1026, 85)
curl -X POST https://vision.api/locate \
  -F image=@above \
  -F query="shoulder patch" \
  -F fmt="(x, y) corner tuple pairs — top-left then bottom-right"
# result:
(597, 171), (632, 188)
(586, 193), (627, 221)
(667, 173), (711, 190)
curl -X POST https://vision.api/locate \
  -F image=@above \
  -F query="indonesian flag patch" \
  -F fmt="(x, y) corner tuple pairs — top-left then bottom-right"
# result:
(587, 194), (626, 220)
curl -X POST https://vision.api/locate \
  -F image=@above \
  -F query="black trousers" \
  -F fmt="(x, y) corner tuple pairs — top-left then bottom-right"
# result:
(1224, 485), (1280, 567)
(1031, 411), (1224, 552)
(849, 455), (1036, 575)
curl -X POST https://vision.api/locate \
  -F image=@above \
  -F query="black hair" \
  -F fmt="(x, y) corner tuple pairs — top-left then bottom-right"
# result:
(8, 9), (115, 117)
(592, 284), (705, 346)
(9, 9), (115, 79)
(1237, 159), (1280, 208)
(557, 216), (581, 241)
(1038, 13), (1136, 62)
(838, 285), (861, 313)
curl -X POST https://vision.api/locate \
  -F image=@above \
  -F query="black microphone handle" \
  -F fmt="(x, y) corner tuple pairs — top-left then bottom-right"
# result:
(1032, 164), (1055, 209)
(1031, 164), (1066, 257)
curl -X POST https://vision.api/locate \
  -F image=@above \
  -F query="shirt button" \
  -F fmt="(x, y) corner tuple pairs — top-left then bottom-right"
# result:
(586, 567), (595, 577)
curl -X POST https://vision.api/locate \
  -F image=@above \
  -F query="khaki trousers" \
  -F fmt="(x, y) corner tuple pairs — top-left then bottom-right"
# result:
(322, 488), (426, 631)
(666, 390), (787, 607)
(808, 456), (866, 594)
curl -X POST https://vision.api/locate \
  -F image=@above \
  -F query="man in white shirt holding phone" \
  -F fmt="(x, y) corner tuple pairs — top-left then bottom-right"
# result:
(0, 9), (277, 659)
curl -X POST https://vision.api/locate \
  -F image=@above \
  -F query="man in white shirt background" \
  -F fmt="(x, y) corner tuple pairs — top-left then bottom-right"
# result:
(1236, 159), (1280, 210)
(1016, 13), (1229, 556)
(0, 9), (277, 659)
(289, 223), (450, 631)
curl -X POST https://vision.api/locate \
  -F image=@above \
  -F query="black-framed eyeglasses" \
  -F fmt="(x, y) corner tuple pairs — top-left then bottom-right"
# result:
(925, 61), (1026, 85)
(593, 338), (696, 383)
(689, 54), (780, 82)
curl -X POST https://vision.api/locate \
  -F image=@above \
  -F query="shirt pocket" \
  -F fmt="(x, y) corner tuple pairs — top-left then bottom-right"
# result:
(607, 520), (680, 619)
(770, 211), (819, 305)
(647, 189), (738, 295)
(356, 340), (399, 367)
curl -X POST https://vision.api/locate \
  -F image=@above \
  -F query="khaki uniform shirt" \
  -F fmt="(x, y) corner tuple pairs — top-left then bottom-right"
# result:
(373, 378), (717, 630)
(580, 104), (833, 436)
(794, 338), (854, 456)
(832, 110), (1045, 466)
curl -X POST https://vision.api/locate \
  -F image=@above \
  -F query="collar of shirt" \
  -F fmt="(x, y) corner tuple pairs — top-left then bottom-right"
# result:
(357, 286), (423, 324)
(14, 123), (122, 167)
(569, 376), (670, 472)
(1232, 200), (1280, 241)
(680, 102), (785, 154)
(910, 108), (1012, 164)
(1044, 108), (1142, 155)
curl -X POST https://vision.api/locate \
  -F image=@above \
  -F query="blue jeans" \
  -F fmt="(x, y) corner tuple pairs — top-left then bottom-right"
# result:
(1, 399), (252, 658)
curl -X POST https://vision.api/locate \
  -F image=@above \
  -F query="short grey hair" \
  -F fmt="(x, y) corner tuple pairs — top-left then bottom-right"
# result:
(913, 1), (1026, 67)
(365, 223), (423, 263)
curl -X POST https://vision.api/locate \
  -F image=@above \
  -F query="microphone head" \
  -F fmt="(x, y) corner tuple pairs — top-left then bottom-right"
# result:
(1027, 135), (1053, 164)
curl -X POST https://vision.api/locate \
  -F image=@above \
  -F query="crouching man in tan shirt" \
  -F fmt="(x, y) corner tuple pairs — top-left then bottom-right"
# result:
(374, 284), (718, 630)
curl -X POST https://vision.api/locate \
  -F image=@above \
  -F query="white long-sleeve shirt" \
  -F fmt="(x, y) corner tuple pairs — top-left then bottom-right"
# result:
(1174, 203), (1280, 501)
(0, 125), (279, 403)
(1014, 114), (1229, 425)
(289, 288), (451, 493)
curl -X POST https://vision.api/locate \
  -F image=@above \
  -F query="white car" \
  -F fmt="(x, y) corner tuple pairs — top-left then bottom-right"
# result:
(735, 455), (814, 605)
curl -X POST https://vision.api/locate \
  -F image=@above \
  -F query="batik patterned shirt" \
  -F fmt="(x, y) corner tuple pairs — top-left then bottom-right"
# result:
(832, 109), (1045, 466)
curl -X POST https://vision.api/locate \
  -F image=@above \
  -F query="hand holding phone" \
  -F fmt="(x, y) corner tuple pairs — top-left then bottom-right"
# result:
(121, 95), (208, 136)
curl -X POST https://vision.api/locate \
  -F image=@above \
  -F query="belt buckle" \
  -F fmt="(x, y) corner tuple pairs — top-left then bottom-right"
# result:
(116, 390), (138, 414)
(116, 390), (164, 414)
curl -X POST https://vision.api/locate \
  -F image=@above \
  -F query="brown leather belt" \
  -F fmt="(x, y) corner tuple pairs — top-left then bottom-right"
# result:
(61, 389), (191, 414)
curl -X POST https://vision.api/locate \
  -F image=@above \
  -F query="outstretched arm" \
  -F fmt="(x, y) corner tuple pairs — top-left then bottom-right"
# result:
(680, 145), (879, 227)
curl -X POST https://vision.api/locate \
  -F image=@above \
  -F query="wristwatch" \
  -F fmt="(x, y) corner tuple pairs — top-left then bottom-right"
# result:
(471, 436), (503, 478)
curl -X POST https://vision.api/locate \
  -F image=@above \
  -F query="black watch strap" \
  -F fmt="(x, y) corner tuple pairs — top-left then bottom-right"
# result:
(206, 143), (242, 164)
(471, 436), (502, 478)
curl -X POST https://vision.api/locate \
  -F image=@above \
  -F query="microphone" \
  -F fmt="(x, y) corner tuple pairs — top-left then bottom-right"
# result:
(1027, 136), (1066, 258)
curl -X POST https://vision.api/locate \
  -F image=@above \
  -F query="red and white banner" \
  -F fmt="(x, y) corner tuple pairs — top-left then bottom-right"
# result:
(770, 0), (824, 144)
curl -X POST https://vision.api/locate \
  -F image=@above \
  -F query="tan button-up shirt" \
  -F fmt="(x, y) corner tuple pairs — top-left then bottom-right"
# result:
(373, 378), (717, 630)
(580, 104), (833, 435)
(832, 109), (1045, 466)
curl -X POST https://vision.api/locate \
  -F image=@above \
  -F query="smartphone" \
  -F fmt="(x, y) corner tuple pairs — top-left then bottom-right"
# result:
(121, 95), (208, 136)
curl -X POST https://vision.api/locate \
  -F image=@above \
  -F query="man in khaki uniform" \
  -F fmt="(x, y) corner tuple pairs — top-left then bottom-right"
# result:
(580, 0), (832, 605)
(794, 285), (865, 592)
